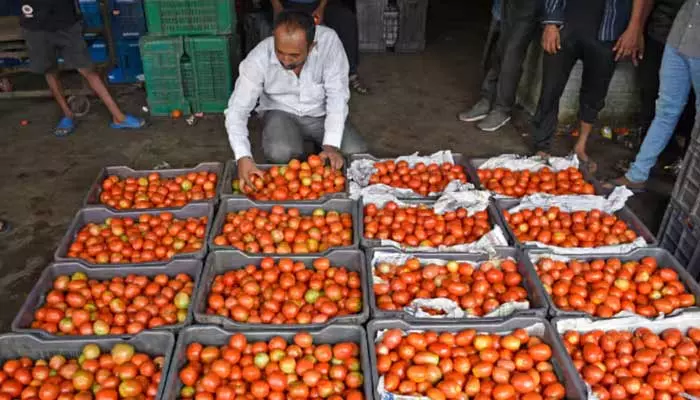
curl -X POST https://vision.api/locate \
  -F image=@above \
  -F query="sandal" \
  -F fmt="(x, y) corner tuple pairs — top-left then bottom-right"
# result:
(54, 117), (75, 137)
(110, 114), (146, 129)
(601, 176), (646, 194)
(349, 74), (369, 95)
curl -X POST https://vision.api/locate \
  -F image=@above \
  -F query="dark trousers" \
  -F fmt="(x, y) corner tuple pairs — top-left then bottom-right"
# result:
(279, 0), (360, 74)
(531, 29), (616, 152)
(637, 34), (695, 150)
(481, 0), (539, 114)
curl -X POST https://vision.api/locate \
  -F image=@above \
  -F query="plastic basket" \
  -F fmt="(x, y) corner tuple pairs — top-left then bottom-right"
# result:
(366, 247), (549, 321)
(79, 0), (103, 29)
(144, 0), (236, 36)
(395, 0), (429, 53)
(366, 318), (587, 400)
(183, 35), (235, 113)
(356, 0), (387, 52)
(192, 249), (369, 329)
(108, 38), (144, 83)
(110, 0), (147, 38)
(161, 325), (372, 400)
(87, 38), (108, 63)
(12, 259), (203, 337)
(140, 35), (189, 115)
(658, 199), (700, 271)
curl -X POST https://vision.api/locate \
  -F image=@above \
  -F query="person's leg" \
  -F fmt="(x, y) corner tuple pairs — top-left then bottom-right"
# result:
(323, 1), (359, 75)
(637, 35), (665, 133)
(531, 31), (579, 154)
(459, 17), (501, 122)
(572, 37), (616, 169)
(262, 110), (306, 163)
(625, 45), (693, 183)
(296, 115), (368, 155)
(45, 72), (73, 118)
(77, 69), (127, 123)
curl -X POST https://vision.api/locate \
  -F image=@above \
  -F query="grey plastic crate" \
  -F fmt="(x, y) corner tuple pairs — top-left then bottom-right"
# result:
(523, 247), (700, 319)
(366, 247), (549, 321)
(54, 203), (215, 266)
(12, 259), (203, 338)
(83, 162), (225, 211)
(220, 159), (349, 201)
(192, 249), (369, 329)
(469, 157), (603, 195)
(348, 153), (480, 199)
(357, 0), (388, 52)
(495, 198), (657, 248)
(366, 318), (587, 400)
(0, 331), (175, 399)
(161, 325), (372, 400)
(209, 197), (359, 254)
(394, 0), (429, 53)
(658, 199), (700, 270)
(671, 147), (700, 217)
(360, 198), (509, 249)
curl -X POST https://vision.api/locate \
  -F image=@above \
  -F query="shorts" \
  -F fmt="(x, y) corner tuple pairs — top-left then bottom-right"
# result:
(22, 22), (93, 74)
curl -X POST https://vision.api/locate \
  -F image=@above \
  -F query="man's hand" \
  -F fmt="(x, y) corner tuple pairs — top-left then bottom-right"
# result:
(312, 4), (325, 24)
(320, 145), (344, 170)
(271, 0), (283, 16)
(237, 156), (263, 191)
(614, 26), (644, 65)
(542, 24), (561, 55)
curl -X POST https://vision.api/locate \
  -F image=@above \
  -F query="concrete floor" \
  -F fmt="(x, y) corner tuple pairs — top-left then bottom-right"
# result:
(0, 0), (676, 330)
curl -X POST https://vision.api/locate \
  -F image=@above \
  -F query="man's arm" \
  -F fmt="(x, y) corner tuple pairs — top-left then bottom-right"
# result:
(614, 0), (654, 64)
(224, 51), (265, 161)
(542, 0), (565, 25)
(313, 0), (329, 23)
(321, 32), (350, 169)
(271, 0), (283, 15)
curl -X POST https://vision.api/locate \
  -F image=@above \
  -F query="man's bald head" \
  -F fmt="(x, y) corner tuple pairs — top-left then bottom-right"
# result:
(273, 11), (316, 71)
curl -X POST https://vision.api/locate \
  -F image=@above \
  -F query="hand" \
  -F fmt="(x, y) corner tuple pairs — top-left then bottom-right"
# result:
(237, 157), (263, 191)
(312, 5), (325, 24)
(614, 26), (644, 66)
(319, 145), (344, 170)
(542, 24), (561, 55)
(271, 0), (283, 16)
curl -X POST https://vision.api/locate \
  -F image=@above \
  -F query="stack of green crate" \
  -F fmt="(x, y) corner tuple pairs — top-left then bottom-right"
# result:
(139, 0), (239, 115)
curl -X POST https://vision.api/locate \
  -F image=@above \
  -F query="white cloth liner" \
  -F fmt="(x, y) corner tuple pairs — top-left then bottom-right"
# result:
(508, 187), (649, 255)
(370, 251), (530, 318)
(554, 312), (700, 400)
(348, 151), (474, 199)
(364, 192), (509, 253)
(477, 153), (580, 172)
(374, 323), (548, 400)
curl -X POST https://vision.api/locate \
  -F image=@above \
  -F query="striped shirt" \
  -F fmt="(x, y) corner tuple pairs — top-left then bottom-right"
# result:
(543, 0), (633, 41)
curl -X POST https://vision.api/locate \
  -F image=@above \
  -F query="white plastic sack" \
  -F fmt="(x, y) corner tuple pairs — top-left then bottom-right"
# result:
(348, 151), (474, 199)
(508, 187), (649, 255)
(477, 154), (579, 172)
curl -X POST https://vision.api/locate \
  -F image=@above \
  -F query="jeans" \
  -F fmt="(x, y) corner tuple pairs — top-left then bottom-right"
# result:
(531, 29), (616, 152)
(261, 110), (368, 163)
(280, 0), (360, 75)
(627, 45), (700, 182)
(480, 0), (539, 114)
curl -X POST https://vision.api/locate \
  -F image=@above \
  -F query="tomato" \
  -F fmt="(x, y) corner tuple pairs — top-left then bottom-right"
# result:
(366, 160), (467, 196)
(478, 166), (594, 197)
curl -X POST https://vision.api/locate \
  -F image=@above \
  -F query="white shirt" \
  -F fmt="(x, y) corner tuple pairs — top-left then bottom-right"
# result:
(224, 26), (350, 161)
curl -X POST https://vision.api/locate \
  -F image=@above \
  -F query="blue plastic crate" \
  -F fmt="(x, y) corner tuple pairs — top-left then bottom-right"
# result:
(79, 0), (103, 29)
(108, 39), (143, 83)
(87, 38), (108, 63)
(110, 0), (147, 38)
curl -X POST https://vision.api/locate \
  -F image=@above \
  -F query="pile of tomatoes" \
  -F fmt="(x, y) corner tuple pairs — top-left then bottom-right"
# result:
(536, 257), (695, 318)
(30, 272), (194, 335)
(363, 202), (492, 248)
(373, 258), (527, 316)
(212, 206), (353, 254)
(206, 257), (362, 324)
(562, 327), (700, 399)
(177, 332), (365, 400)
(66, 213), (208, 264)
(502, 207), (638, 248)
(232, 156), (346, 201)
(0, 343), (165, 400)
(477, 167), (595, 197)
(376, 328), (566, 400)
(368, 160), (468, 197)
(99, 171), (218, 210)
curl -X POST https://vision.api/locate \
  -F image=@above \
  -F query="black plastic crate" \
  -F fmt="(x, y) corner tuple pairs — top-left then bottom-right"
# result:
(365, 247), (549, 321)
(192, 249), (369, 329)
(671, 147), (700, 217)
(161, 325), (372, 400)
(395, 0), (429, 52)
(357, 0), (388, 52)
(658, 199), (700, 269)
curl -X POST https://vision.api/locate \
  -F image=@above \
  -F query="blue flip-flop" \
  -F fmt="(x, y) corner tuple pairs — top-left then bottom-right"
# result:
(54, 117), (75, 137)
(110, 114), (146, 129)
